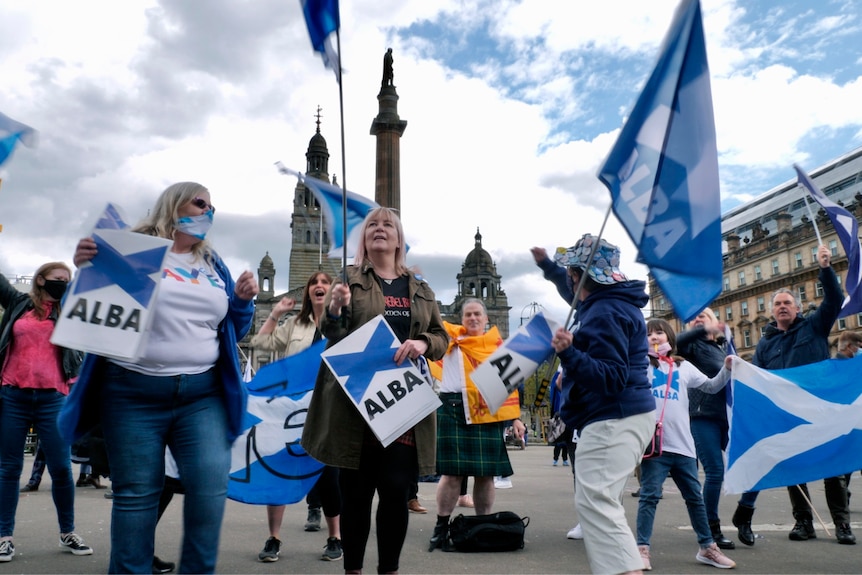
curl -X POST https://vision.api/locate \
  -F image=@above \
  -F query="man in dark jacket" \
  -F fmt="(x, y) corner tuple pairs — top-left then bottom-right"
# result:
(731, 244), (855, 546)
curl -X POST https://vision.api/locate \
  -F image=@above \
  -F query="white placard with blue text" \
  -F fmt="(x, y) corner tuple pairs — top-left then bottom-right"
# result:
(50, 204), (171, 360)
(320, 315), (441, 447)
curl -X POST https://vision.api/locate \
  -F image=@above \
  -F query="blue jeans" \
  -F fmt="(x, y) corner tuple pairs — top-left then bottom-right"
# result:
(637, 452), (713, 547)
(690, 417), (728, 523)
(100, 364), (230, 574)
(0, 386), (76, 536)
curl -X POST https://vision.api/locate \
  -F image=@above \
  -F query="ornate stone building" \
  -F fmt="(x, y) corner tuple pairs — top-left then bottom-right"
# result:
(649, 146), (862, 359)
(439, 228), (511, 338)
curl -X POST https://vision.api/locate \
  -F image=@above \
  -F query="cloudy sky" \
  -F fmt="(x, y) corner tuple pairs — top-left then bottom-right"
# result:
(2, 0), (862, 333)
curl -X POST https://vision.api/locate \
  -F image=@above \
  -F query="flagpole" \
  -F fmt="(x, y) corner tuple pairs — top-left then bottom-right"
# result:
(565, 204), (612, 328)
(336, 29), (348, 284)
(802, 194), (824, 246)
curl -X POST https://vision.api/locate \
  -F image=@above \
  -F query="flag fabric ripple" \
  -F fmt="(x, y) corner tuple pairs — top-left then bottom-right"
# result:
(725, 356), (862, 494)
(597, 0), (721, 323)
(228, 340), (326, 505)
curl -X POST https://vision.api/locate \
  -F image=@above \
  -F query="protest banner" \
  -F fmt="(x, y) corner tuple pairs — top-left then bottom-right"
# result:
(50, 203), (171, 360)
(321, 315), (441, 446)
(471, 312), (560, 413)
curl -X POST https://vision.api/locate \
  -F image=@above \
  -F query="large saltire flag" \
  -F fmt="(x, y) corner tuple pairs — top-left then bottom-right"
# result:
(724, 356), (862, 494)
(276, 163), (380, 259)
(0, 111), (37, 167)
(300, 0), (340, 82)
(795, 165), (862, 317)
(597, 0), (721, 323)
(228, 340), (327, 505)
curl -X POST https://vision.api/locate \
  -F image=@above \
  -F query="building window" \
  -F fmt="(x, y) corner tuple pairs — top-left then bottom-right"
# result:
(658, 297), (666, 312)
(811, 246), (818, 263)
(738, 271), (746, 287)
(760, 326), (767, 338)
(725, 306), (733, 321)
(829, 239), (839, 256)
(741, 301), (749, 316)
(757, 296), (765, 312)
(724, 276), (730, 292)
(857, 312), (862, 326)
(754, 265), (762, 281)
(743, 330), (752, 348)
(839, 318), (847, 330)
(772, 259), (780, 276)
(794, 252), (803, 269)
(816, 282), (824, 297)
(798, 286), (807, 302)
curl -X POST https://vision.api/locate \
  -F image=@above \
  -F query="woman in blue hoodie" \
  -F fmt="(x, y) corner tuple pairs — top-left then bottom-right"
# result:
(534, 234), (655, 575)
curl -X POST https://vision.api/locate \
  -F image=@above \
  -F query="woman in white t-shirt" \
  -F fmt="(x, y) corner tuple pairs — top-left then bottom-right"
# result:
(635, 318), (736, 571)
(66, 182), (258, 574)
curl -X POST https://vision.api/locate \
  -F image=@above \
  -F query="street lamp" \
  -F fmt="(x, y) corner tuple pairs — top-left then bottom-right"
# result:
(520, 301), (543, 326)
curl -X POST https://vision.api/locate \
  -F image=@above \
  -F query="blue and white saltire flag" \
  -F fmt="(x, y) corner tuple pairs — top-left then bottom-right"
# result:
(597, 0), (721, 323)
(472, 312), (560, 414)
(724, 356), (862, 494)
(50, 203), (171, 360)
(276, 163), (380, 259)
(0, 111), (37, 168)
(795, 165), (862, 317)
(228, 340), (326, 505)
(321, 315), (441, 446)
(300, 0), (341, 82)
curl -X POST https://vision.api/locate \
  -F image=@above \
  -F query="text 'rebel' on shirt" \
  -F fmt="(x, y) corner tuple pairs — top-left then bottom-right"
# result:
(380, 275), (410, 343)
(111, 251), (228, 376)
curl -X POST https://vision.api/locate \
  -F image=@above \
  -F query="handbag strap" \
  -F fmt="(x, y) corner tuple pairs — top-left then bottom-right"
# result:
(655, 357), (674, 425)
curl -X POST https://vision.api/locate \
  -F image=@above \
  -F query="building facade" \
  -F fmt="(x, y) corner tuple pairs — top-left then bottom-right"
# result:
(649, 146), (862, 360)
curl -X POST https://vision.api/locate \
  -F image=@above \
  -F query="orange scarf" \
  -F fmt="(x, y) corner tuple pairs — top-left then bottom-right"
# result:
(429, 322), (521, 424)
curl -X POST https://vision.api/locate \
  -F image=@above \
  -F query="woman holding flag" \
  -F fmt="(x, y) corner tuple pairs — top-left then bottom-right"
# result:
(65, 182), (258, 573)
(302, 207), (448, 575)
(250, 271), (344, 563)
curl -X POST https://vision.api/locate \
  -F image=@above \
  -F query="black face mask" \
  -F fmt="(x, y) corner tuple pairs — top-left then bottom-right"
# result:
(43, 279), (68, 300)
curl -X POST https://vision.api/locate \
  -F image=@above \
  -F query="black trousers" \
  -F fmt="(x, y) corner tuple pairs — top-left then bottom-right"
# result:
(339, 440), (417, 573)
(788, 476), (849, 524)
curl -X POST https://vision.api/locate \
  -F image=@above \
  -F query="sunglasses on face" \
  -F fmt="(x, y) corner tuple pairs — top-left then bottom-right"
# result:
(191, 197), (215, 213)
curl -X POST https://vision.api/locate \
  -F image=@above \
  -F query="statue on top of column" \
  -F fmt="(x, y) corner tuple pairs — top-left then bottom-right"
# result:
(382, 48), (394, 87)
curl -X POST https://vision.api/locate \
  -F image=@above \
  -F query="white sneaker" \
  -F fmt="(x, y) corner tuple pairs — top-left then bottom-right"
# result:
(567, 524), (584, 540)
(696, 543), (736, 569)
(494, 476), (513, 489)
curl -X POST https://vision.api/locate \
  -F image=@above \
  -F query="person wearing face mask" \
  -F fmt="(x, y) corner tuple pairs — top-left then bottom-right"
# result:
(0, 262), (90, 563)
(635, 319), (736, 571)
(62, 182), (259, 573)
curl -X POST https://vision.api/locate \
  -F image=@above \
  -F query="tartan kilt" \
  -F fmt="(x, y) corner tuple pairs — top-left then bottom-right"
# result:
(435, 392), (513, 477)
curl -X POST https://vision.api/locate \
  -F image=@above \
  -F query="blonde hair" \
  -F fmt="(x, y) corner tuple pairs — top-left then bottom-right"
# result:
(132, 182), (213, 261)
(353, 207), (408, 276)
(690, 307), (719, 329)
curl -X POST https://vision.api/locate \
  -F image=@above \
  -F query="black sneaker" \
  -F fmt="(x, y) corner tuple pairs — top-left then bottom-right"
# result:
(788, 520), (816, 541)
(321, 537), (343, 561)
(258, 537), (280, 562)
(152, 555), (176, 574)
(837, 523), (856, 545)
(0, 540), (14, 562)
(304, 508), (322, 532)
(59, 533), (93, 556)
(20, 483), (39, 493)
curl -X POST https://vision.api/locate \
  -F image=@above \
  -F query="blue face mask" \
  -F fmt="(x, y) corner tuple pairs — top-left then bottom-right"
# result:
(176, 211), (213, 240)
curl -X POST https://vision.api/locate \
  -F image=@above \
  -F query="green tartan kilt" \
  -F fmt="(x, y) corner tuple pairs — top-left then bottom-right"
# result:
(435, 392), (513, 477)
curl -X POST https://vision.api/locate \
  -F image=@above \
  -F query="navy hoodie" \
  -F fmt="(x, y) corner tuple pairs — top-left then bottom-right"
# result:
(537, 257), (655, 433)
